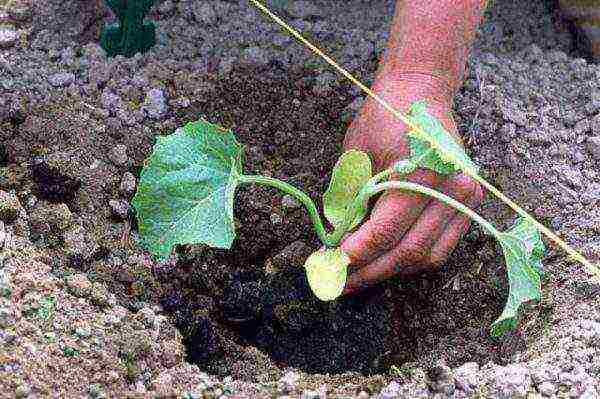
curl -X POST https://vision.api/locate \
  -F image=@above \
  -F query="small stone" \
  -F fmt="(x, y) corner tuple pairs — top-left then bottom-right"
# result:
(0, 221), (5, 249)
(0, 190), (21, 222)
(379, 381), (401, 399)
(0, 306), (15, 328)
(14, 383), (31, 398)
(218, 56), (236, 76)
(427, 362), (455, 395)
(575, 119), (590, 135)
(579, 386), (599, 399)
(62, 225), (99, 261)
(285, 0), (321, 19)
(0, 24), (17, 48)
(90, 282), (111, 307)
(300, 390), (319, 399)
(109, 199), (129, 219)
(119, 172), (137, 197)
(74, 327), (91, 338)
(537, 381), (556, 396)
(108, 144), (129, 166)
(158, 0), (174, 14)
(141, 88), (168, 120)
(137, 307), (156, 328)
(492, 364), (531, 398)
(281, 194), (300, 209)
(48, 72), (75, 88)
(558, 166), (583, 189)
(101, 89), (124, 114)
(66, 273), (92, 298)
(586, 137), (600, 161)
(279, 371), (300, 392)
(7, 0), (32, 21)
(240, 46), (272, 68)
(312, 71), (336, 95)
(88, 383), (106, 399)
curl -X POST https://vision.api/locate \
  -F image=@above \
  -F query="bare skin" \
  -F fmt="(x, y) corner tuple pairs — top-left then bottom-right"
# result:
(342, 0), (488, 295)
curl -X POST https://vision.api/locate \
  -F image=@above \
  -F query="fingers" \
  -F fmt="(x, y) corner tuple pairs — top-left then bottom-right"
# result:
(341, 168), (442, 266)
(342, 173), (481, 295)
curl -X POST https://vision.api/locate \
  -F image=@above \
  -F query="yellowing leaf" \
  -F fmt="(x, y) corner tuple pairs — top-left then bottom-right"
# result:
(323, 150), (372, 230)
(304, 248), (350, 301)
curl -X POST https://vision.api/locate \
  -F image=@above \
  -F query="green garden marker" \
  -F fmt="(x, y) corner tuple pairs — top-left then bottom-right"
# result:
(100, 0), (156, 57)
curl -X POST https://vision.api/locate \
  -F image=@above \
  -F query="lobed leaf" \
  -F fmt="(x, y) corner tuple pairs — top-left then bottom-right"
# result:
(131, 119), (244, 262)
(407, 101), (478, 176)
(490, 217), (545, 337)
(304, 248), (350, 301)
(323, 150), (372, 230)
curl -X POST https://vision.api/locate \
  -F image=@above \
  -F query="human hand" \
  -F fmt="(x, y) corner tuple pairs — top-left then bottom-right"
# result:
(341, 72), (484, 295)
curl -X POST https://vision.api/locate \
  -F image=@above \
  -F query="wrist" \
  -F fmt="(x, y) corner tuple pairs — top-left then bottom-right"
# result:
(369, 70), (463, 146)
(384, 0), (487, 95)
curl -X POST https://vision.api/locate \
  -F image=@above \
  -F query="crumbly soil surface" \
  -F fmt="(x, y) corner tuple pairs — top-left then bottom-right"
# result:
(1, 0), (600, 398)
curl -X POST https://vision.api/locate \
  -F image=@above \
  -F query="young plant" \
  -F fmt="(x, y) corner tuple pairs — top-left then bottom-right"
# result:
(100, 0), (156, 58)
(131, 100), (544, 337)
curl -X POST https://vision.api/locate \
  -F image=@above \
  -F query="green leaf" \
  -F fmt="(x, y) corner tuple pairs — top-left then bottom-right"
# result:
(407, 101), (478, 176)
(490, 218), (545, 337)
(323, 150), (372, 230)
(132, 119), (244, 262)
(304, 248), (350, 301)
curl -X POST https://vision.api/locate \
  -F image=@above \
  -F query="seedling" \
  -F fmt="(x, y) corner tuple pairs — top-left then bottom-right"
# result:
(100, 0), (156, 58)
(132, 100), (544, 337)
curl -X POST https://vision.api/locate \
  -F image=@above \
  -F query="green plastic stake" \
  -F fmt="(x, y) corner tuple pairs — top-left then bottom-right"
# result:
(100, 0), (157, 58)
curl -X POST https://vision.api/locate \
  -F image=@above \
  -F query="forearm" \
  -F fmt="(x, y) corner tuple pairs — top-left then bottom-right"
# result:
(382, 0), (488, 103)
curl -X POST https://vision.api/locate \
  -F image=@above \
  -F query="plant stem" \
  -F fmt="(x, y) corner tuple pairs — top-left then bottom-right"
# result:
(366, 180), (501, 239)
(238, 174), (334, 246)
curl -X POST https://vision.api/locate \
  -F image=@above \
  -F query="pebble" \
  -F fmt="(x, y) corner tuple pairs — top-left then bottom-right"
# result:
(137, 306), (156, 328)
(14, 383), (31, 398)
(141, 88), (168, 120)
(0, 305), (15, 328)
(0, 221), (5, 249)
(279, 371), (300, 392)
(0, 24), (17, 48)
(101, 89), (124, 114)
(492, 364), (531, 398)
(7, 0), (32, 22)
(90, 282), (111, 307)
(108, 144), (129, 166)
(240, 46), (272, 68)
(537, 381), (557, 396)
(62, 226), (99, 261)
(586, 137), (600, 161)
(378, 381), (401, 399)
(281, 194), (300, 209)
(109, 199), (130, 219)
(48, 72), (75, 87)
(119, 172), (137, 197)
(285, 1), (322, 19)
(0, 190), (21, 222)
(66, 273), (92, 298)
(157, 0), (175, 15)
